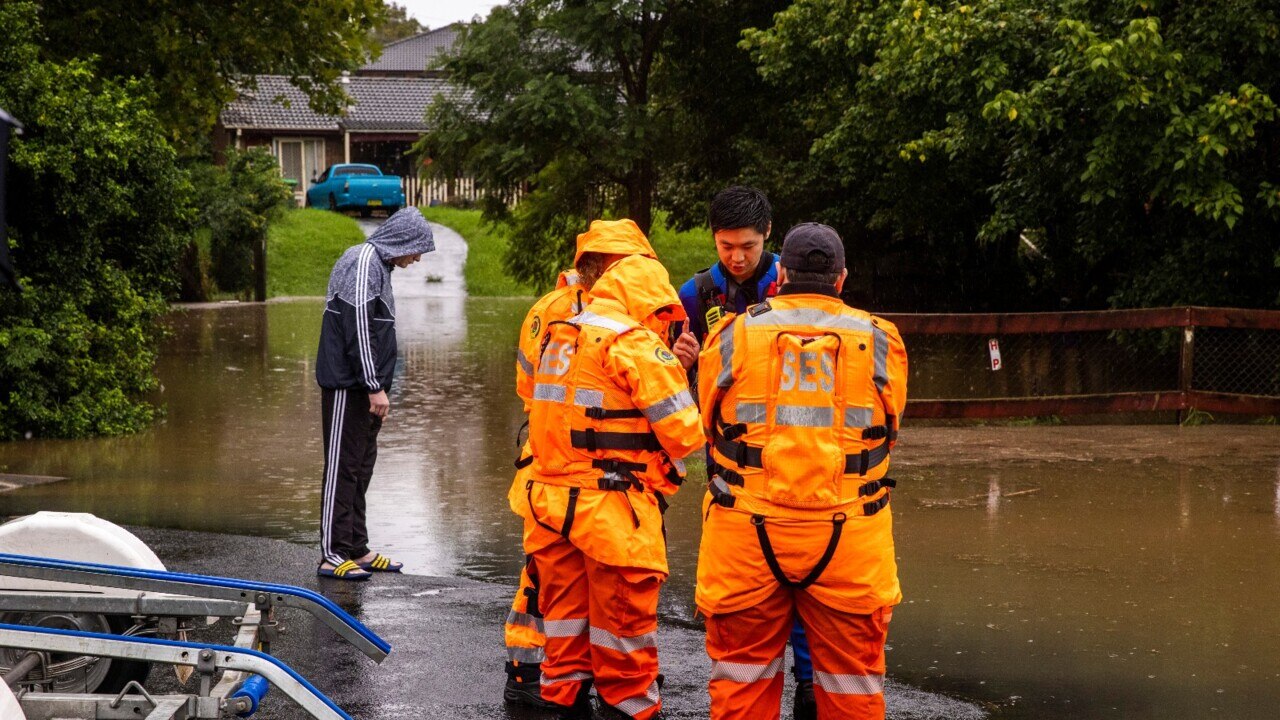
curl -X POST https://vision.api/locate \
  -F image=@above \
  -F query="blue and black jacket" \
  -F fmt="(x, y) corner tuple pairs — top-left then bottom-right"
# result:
(677, 251), (780, 342)
(315, 208), (435, 393)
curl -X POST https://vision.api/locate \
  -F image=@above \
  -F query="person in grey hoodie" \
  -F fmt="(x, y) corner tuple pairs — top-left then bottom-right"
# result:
(315, 208), (435, 580)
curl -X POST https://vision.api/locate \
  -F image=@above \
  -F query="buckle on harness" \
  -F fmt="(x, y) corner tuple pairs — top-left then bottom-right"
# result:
(722, 423), (747, 441)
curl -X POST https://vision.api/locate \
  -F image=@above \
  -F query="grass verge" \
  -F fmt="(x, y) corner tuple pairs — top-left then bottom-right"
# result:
(419, 207), (716, 296)
(418, 206), (536, 296)
(266, 208), (365, 297)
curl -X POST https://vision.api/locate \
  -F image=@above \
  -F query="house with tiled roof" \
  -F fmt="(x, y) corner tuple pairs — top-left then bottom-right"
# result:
(214, 26), (481, 206)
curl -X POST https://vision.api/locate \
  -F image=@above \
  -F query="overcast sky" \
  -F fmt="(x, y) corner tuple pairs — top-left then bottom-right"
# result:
(396, 0), (507, 28)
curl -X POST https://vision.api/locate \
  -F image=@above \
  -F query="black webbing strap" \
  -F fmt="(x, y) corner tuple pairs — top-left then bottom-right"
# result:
(526, 480), (581, 539)
(571, 429), (662, 452)
(858, 477), (896, 497)
(714, 435), (764, 469)
(708, 476), (737, 508)
(522, 555), (542, 617)
(585, 406), (645, 420)
(860, 415), (898, 442)
(752, 512), (847, 590)
(844, 438), (891, 476)
(561, 488), (580, 538)
(862, 493), (890, 516)
(514, 454), (534, 470)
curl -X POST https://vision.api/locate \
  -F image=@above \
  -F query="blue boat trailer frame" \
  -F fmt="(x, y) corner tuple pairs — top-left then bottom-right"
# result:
(0, 552), (391, 719)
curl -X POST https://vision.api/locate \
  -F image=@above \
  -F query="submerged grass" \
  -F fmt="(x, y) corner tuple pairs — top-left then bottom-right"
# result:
(266, 208), (365, 297)
(418, 206), (535, 297)
(418, 207), (717, 297)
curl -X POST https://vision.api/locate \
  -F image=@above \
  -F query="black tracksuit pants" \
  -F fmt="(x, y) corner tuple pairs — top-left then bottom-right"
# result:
(320, 387), (383, 566)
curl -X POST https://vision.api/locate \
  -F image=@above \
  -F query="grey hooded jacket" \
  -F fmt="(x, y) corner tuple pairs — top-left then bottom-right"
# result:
(315, 208), (435, 392)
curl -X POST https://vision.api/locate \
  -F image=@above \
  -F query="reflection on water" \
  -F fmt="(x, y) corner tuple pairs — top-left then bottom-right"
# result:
(1, 298), (1279, 719)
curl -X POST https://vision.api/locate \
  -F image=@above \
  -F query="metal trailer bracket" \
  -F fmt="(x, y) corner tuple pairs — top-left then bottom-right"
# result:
(0, 622), (353, 720)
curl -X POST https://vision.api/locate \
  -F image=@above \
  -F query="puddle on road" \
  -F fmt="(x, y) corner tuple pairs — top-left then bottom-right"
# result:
(1, 258), (1278, 717)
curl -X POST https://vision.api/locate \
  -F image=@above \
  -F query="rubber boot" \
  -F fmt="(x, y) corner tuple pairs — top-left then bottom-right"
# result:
(503, 661), (556, 709)
(596, 673), (663, 719)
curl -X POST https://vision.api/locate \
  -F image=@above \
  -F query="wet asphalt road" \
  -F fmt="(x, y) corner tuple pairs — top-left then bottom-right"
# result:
(130, 527), (985, 720)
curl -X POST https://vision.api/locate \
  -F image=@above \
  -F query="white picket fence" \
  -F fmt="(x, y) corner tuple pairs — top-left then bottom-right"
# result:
(402, 174), (523, 207)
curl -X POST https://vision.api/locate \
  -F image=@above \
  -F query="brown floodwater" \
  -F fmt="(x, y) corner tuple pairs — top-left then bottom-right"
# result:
(1, 276), (1278, 718)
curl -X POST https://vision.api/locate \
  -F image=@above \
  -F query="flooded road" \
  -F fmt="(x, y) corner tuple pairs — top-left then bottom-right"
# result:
(2, 219), (1279, 717)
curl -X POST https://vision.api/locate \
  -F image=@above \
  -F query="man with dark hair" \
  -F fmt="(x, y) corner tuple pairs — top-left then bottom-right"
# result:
(676, 187), (817, 718)
(677, 186), (780, 343)
(696, 222), (908, 720)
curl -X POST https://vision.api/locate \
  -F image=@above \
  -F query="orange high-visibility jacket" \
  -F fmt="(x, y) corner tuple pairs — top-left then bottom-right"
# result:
(518, 255), (704, 574)
(695, 291), (908, 615)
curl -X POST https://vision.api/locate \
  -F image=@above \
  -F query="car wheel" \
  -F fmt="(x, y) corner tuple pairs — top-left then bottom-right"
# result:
(359, 208), (372, 218)
(328, 194), (337, 211)
(384, 206), (400, 216)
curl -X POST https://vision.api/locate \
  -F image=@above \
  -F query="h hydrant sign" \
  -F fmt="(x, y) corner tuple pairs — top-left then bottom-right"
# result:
(988, 338), (1003, 371)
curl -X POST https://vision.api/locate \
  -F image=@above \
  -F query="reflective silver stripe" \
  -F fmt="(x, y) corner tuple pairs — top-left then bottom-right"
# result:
(710, 657), (784, 683)
(589, 626), (657, 654)
(735, 402), (767, 423)
(612, 679), (661, 716)
(506, 610), (546, 633)
(672, 457), (687, 475)
(572, 310), (634, 335)
(643, 389), (694, 424)
(507, 645), (546, 663)
(744, 307), (873, 333)
(716, 318), (736, 388)
(776, 405), (834, 427)
(872, 325), (889, 392)
(541, 670), (592, 686)
(517, 348), (534, 375)
(844, 406), (874, 428)
(814, 671), (885, 695)
(543, 618), (589, 638)
(534, 383), (568, 403)
(573, 388), (605, 407)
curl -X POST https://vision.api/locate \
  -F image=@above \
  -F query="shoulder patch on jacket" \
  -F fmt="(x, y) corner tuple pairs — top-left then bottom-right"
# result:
(748, 300), (773, 317)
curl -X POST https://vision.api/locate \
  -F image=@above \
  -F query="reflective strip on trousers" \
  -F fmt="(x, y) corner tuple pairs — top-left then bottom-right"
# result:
(776, 405), (834, 428)
(541, 670), (592, 686)
(573, 388), (605, 407)
(611, 679), (661, 717)
(844, 406), (873, 428)
(643, 389), (694, 424)
(735, 402), (767, 424)
(517, 348), (534, 375)
(543, 617), (589, 638)
(589, 626), (658, 655)
(716, 317), (737, 388)
(814, 670), (885, 695)
(571, 310), (634, 335)
(508, 645), (546, 663)
(744, 307), (874, 333)
(506, 609), (546, 634)
(534, 383), (568, 403)
(872, 326), (889, 392)
(710, 657), (785, 683)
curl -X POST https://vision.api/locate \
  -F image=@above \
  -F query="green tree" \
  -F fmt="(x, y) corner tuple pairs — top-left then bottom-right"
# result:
(745, 0), (1280, 310)
(38, 0), (386, 148)
(0, 3), (190, 439)
(417, 0), (678, 289)
(194, 149), (293, 295)
(372, 2), (426, 45)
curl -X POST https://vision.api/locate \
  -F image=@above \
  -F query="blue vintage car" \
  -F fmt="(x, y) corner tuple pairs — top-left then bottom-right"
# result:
(305, 163), (406, 216)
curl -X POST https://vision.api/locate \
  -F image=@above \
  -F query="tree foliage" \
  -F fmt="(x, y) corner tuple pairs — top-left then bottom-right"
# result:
(745, 0), (1280, 309)
(371, 2), (426, 45)
(0, 3), (190, 438)
(192, 149), (293, 295)
(417, 0), (677, 289)
(38, 0), (386, 149)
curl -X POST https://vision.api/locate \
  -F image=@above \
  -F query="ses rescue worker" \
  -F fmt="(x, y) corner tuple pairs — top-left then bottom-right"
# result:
(695, 223), (908, 720)
(314, 208), (435, 581)
(677, 185), (818, 720)
(503, 220), (665, 707)
(517, 249), (704, 719)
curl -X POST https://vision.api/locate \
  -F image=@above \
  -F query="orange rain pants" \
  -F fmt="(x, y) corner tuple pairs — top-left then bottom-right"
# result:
(504, 560), (545, 666)
(705, 585), (892, 720)
(532, 535), (664, 719)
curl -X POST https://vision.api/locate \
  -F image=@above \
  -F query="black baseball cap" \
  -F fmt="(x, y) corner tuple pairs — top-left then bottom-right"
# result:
(781, 222), (845, 273)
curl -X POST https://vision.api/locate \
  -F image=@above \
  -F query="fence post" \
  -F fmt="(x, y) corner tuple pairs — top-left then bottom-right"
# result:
(1177, 308), (1195, 424)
